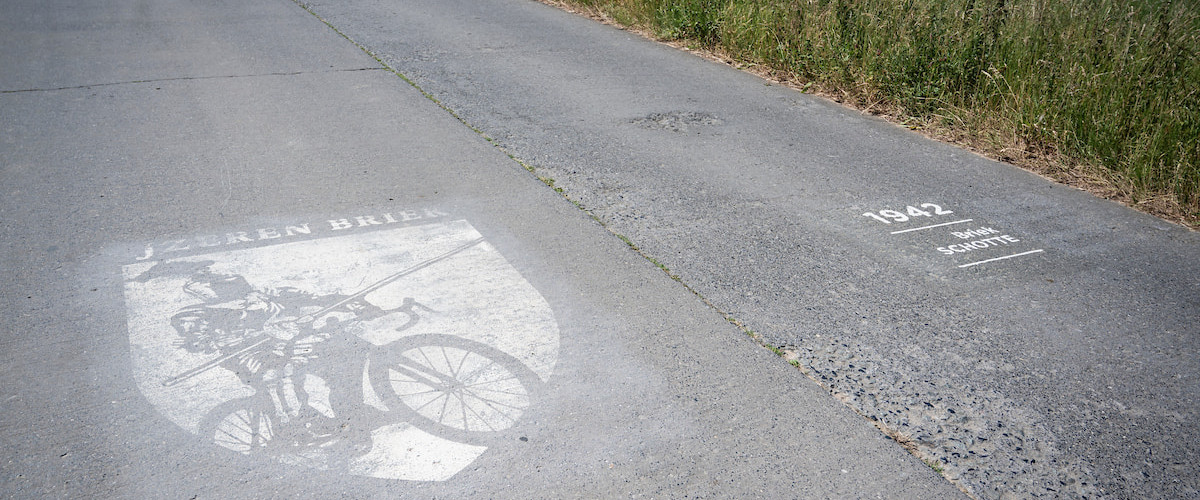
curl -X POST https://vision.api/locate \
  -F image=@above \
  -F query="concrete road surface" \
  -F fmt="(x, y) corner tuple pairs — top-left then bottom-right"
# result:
(1, 0), (965, 498)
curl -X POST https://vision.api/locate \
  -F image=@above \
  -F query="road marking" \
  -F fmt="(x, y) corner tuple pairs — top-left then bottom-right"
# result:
(890, 219), (974, 234)
(122, 218), (559, 481)
(958, 249), (1045, 268)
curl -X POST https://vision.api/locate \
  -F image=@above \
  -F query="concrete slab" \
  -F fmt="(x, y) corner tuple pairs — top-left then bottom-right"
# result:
(0, 0), (371, 91)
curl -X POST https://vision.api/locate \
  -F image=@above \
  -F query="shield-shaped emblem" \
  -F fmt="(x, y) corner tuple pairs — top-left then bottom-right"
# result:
(122, 219), (559, 480)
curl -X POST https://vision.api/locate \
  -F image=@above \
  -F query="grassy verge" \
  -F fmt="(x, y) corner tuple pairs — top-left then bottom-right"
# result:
(546, 0), (1200, 228)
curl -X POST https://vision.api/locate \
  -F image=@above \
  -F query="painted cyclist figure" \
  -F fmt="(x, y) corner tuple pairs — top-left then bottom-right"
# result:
(168, 265), (426, 453)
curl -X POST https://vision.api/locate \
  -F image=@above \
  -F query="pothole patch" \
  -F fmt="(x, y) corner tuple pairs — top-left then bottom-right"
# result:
(631, 111), (723, 132)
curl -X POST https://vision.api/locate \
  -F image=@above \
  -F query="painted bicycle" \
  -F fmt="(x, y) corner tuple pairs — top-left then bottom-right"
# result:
(163, 238), (543, 462)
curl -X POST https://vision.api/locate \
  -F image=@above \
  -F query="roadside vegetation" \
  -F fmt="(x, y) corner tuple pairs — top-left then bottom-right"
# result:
(547, 0), (1200, 228)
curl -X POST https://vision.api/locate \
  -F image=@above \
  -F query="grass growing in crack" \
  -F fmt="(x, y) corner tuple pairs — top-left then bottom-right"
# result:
(616, 233), (639, 250)
(646, 256), (681, 281)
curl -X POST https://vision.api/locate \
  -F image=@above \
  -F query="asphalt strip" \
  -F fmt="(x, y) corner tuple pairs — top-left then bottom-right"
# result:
(295, 0), (1200, 498)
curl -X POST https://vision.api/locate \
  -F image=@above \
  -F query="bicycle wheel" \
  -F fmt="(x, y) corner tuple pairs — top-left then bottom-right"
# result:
(199, 397), (279, 454)
(368, 334), (543, 445)
(200, 394), (372, 472)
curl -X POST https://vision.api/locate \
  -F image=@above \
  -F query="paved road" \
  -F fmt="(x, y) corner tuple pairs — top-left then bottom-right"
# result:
(295, 0), (1200, 498)
(1, 0), (962, 498)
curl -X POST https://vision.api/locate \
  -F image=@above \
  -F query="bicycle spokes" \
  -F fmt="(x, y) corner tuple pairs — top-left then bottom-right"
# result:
(386, 345), (531, 433)
(212, 407), (276, 453)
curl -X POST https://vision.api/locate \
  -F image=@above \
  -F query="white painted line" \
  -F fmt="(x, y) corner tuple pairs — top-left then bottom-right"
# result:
(958, 249), (1045, 268)
(890, 219), (974, 234)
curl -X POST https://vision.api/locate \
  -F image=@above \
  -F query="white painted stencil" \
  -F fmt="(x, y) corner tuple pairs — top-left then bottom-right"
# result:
(860, 202), (1045, 268)
(123, 220), (558, 481)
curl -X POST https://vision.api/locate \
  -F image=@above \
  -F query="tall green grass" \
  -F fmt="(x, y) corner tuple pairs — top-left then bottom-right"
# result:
(564, 0), (1200, 218)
